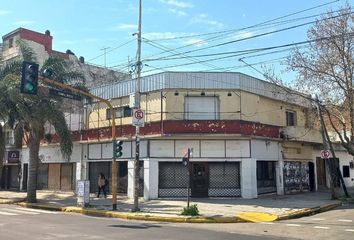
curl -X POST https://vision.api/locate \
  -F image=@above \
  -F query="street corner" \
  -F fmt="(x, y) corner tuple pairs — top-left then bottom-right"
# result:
(277, 202), (341, 221)
(0, 198), (26, 204)
(16, 202), (64, 212)
(238, 212), (278, 223)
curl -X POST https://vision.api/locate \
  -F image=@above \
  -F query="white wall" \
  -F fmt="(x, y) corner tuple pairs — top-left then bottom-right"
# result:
(149, 139), (250, 159)
(336, 151), (354, 187)
(87, 141), (147, 160)
(21, 143), (82, 164)
(251, 140), (280, 160)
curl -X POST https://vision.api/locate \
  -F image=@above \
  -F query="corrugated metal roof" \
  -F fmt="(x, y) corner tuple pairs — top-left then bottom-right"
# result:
(90, 72), (310, 107)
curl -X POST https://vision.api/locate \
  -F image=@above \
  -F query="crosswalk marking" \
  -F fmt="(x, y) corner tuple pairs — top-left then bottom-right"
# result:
(345, 229), (354, 232)
(314, 226), (330, 229)
(338, 219), (353, 223)
(0, 207), (60, 216)
(286, 224), (301, 227)
(0, 211), (18, 216)
(14, 207), (59, 214)
(311, 218), (325, 221)
(4, 208), (39, 215)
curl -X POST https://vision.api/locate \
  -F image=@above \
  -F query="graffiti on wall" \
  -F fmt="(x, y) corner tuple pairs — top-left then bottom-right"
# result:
(283, 161), (310, 194)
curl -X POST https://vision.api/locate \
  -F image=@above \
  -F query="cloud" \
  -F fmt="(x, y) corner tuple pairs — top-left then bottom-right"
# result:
(169, 8), (187, 16)
(159, 0), (193, 8)
(117, 24), (137, 30)
(14, 20), (35, 26)
(183, 38), (207, 47)
(0, 10), (11, 16)
(84, 38), (98, 43)
(60, 40), (78, 45)
(144, 31), (191, 40)
(236, 30), (253, 39)
(191, 14), (224, 29)
(106, 23), (137, 31)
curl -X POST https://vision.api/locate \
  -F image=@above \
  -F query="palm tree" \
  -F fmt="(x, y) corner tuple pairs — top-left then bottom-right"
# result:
(0, 41), (85, 202)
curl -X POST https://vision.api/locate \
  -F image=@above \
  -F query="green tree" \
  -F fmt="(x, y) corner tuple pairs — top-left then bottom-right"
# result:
(0, 41), (85, 202)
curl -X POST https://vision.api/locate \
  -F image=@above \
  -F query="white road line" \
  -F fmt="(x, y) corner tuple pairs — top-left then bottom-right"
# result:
(259, 222), (274, 225)
(338, 219), (353, 222)
(311, 218), (325, 221)
(0, 211), (18, 216)
(286, 224), (301, 227)
(3, 208), (39, 215)
(345, 229), (354, 232)
(14, 207), (59, 214)
(314, 226), (330, 229)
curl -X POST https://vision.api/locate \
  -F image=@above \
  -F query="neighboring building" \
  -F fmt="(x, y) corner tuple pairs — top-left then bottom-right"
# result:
(1, 28), (131, 87)
(0, 27), (131, 190)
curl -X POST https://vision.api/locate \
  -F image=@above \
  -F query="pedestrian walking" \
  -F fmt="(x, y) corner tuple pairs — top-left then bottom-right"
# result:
(97, 173), (107, 198)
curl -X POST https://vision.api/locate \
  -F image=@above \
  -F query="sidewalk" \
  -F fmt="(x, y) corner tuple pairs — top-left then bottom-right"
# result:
(0, 190), (345, 223)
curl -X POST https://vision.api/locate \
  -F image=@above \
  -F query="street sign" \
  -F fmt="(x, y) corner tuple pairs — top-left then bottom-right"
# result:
(321, 150), (331, 159)
(49, 88), (82, 101)
(7, 151), (20, 163)
(132, 108), (145, 127)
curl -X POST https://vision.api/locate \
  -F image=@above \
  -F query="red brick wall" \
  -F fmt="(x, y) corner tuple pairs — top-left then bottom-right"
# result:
(19, 28), (53, 52)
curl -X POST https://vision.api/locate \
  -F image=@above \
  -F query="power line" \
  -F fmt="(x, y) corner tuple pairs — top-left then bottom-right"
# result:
(139, 2), (343, 62)
(87, 39), (135, 62)
(145, 31), (354, 62)
(148, 11), (353, 61)
(147, 0), (339, 41)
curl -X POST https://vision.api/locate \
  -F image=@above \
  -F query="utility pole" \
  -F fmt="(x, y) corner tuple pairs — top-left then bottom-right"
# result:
(323, 123), (350, 198)
(316, 95), (337, 199)
(132, 0), (142, 212)
(100, 47), (110, 68)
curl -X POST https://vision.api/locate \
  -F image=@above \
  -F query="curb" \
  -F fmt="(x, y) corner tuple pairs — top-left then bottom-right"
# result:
(11, 201), (341, 223)
(16, 202), (245, 223)
(277, 202), (341, 221)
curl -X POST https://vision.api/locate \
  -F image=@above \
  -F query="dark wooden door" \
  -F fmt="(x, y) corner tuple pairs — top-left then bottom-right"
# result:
(191, 162), (208, 197)
(316, 157), (326, 189)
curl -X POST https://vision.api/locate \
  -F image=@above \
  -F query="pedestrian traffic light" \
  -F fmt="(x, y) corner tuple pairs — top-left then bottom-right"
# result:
(20, 61), (39, 95)
(113, 140), (123, 158)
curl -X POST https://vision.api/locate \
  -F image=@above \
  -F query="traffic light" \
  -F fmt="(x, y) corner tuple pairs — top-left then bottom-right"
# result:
(113, 140), (123, 158)
(20, 61), (39, 95)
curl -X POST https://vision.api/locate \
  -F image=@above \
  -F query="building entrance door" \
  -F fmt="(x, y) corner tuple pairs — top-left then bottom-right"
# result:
(316, 157), (326, 189)
(191, 162), (208, 197)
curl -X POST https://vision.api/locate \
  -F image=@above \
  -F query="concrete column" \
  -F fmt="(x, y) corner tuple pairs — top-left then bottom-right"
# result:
(276, 159), (284, 195)
(127, 160), (134, 198)
(241, 158), (257, 198)
(143, 159), (159, 200)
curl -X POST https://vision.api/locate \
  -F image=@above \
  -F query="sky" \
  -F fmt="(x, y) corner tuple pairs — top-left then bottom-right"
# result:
(0, 0), (352, 81)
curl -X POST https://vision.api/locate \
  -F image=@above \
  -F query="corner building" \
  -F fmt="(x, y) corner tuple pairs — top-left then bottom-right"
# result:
(86, 72), (322, 199)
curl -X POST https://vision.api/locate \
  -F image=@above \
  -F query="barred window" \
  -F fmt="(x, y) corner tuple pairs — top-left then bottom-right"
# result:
(286, 110), (297, 126)
(106, 106), (132, 120)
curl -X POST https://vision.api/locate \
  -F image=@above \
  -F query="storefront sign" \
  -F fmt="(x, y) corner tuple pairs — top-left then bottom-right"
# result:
(7, 151), (20, 163)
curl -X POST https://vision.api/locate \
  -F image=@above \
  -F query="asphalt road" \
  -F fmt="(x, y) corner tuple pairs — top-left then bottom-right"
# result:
(180, 205), (354, 240)
(0, 204), (353, 240)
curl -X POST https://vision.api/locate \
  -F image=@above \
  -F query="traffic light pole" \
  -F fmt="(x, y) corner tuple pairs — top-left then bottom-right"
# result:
(40, 77), (118, 210)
